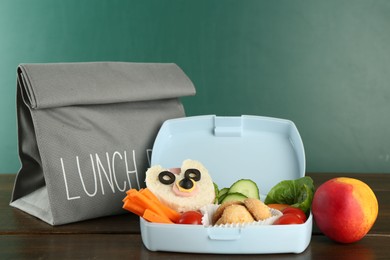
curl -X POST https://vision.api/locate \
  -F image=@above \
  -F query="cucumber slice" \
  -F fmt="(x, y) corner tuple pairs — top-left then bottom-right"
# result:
(220, 192), (247, 203)
(213, 183), (219, 203)
(217, 187), (229, 204)
(228, 179), (260, 199)
(218, 187), (229, 198)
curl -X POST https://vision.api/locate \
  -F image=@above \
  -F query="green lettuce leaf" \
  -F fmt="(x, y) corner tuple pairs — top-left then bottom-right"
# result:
(264, 176), (314, 214)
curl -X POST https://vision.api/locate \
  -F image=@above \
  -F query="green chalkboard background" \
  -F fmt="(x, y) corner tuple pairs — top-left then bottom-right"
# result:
(1, 0), (390, 173)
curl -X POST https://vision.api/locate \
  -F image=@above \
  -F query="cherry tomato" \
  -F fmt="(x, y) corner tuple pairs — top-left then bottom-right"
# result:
(273, 213), (304, 225)
(282, 207), (307, 222)
(177, 211), (203, 225)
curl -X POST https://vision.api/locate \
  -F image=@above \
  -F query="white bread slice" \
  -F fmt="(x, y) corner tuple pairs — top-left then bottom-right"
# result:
(145, 159), (215, 213)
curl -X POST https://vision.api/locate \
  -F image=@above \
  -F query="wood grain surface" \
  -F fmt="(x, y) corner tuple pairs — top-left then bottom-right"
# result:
(1, 173), (389, 259)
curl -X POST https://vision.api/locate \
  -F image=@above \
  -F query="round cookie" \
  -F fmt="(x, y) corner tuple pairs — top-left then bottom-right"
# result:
(212, 201), (244, 225)
(215, 204), (255, 225)
(244, 198), (272, 221)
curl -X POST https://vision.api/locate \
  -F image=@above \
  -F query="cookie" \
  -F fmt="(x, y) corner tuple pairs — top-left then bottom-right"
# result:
(215, 204), (255, 225)
(244, 198), (272, 221)
(212, 201), (244, 225)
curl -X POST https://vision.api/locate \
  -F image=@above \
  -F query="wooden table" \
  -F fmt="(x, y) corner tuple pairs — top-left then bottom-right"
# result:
(1, 173), (389, 259)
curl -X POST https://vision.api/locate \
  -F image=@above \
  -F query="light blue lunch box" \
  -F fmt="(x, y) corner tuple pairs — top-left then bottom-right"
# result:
(140, 115), (312, 254)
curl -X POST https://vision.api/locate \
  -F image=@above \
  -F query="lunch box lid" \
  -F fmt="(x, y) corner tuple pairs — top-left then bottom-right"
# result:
(151, 115), (305, 198)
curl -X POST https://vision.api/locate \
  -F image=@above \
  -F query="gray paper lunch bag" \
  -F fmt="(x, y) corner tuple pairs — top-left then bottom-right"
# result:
(10, 62), (195, 225)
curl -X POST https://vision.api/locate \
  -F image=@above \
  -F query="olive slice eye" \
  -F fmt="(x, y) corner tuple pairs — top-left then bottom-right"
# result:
(158, 171), (175, 185)
(184, 168), (201, 182)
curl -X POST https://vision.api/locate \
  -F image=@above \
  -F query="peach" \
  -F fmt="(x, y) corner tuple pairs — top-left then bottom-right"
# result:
(312, 177), (378, 243)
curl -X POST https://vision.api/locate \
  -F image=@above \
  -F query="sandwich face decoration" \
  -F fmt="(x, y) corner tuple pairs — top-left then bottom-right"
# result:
(145, 159), (215, 213)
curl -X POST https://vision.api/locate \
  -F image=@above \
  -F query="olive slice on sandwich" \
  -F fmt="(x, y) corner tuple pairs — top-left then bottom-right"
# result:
(184, 168), (201, 181)
(158, 171), (176, 185)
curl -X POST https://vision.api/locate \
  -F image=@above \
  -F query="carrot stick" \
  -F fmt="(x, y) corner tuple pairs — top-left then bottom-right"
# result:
(140, 188), (181, 222)
(140, 188), (160, 202)
(130, 191), (169, 220)
(125, 188), (138, 196)
(123, 188), (181, 223)
(123, 188), (139, 202)
(154, 201), (180, 223)
(123, 198), (144, 216)
(143, 209), (173, 224)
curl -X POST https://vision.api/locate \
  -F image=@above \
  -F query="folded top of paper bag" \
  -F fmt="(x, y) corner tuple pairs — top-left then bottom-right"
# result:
(18, 62), (195, 109)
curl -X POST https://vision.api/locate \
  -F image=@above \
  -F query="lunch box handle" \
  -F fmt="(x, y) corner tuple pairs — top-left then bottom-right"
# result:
(207, 228), (241, 241)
